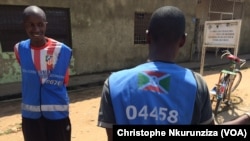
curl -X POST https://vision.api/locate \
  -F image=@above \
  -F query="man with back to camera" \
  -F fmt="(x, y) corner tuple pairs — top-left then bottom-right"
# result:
(97, 5), (216, 141)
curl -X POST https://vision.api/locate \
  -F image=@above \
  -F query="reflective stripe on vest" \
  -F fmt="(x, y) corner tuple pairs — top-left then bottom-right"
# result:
(22, 103), (69, 112)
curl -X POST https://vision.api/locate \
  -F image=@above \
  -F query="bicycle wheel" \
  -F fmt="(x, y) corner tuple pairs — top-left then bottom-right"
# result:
(230, 71), (242, 93)
(214, 77), (230, 116)
(224, 80), (233, 106)
(214, 98), (222, 116)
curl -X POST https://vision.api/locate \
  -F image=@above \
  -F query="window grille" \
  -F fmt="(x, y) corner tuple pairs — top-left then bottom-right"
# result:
(0, 5), (72, 52)
(208, 0), (244, 20)
(134, 12), (151, 44)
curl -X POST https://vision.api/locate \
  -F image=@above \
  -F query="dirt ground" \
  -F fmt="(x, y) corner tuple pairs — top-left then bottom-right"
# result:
(0, 63), (250, 141)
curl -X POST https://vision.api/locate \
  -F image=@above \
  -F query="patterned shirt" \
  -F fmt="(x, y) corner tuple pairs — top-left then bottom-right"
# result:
(14, 37), (69, 85)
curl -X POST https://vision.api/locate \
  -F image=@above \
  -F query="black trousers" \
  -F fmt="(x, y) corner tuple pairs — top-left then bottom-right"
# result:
(22, 116), (71, 141)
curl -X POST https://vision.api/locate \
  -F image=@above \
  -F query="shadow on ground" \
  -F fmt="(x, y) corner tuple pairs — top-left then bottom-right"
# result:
(211, 95), (250, 124)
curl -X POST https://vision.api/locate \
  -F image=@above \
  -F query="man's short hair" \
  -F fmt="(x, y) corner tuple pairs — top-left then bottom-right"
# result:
(148, 6), (186, 43)
(23, 5), (46, 22)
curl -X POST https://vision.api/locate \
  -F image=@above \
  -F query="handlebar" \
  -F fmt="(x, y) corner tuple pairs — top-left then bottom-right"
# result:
(220, 50), (246, 68)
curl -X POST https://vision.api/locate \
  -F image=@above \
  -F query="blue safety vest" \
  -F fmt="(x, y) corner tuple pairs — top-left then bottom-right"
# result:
(18, 39), (72, 119)
(109, 61), (197, 124)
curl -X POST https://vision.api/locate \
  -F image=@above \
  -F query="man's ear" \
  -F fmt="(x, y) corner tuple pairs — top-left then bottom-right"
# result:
(146, 30), (151, 44)
(179, 33), (186, 48)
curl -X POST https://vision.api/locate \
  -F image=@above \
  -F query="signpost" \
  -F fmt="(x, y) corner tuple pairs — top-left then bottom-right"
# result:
(200, 20), (242, 75)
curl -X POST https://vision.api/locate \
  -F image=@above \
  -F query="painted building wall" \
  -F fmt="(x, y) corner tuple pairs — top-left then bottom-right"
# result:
(0, 0), (197, 84)
(239, 0), (250, 54)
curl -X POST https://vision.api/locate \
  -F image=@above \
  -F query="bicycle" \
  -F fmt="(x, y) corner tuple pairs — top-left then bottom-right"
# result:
(210, 50), (246, 116)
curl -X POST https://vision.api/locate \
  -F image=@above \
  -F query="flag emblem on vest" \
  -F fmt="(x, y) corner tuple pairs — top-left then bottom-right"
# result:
(138, 71), (170, 94)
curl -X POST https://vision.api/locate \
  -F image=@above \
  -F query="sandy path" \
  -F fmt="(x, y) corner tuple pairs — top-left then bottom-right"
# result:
(1, 63), (250, 141)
